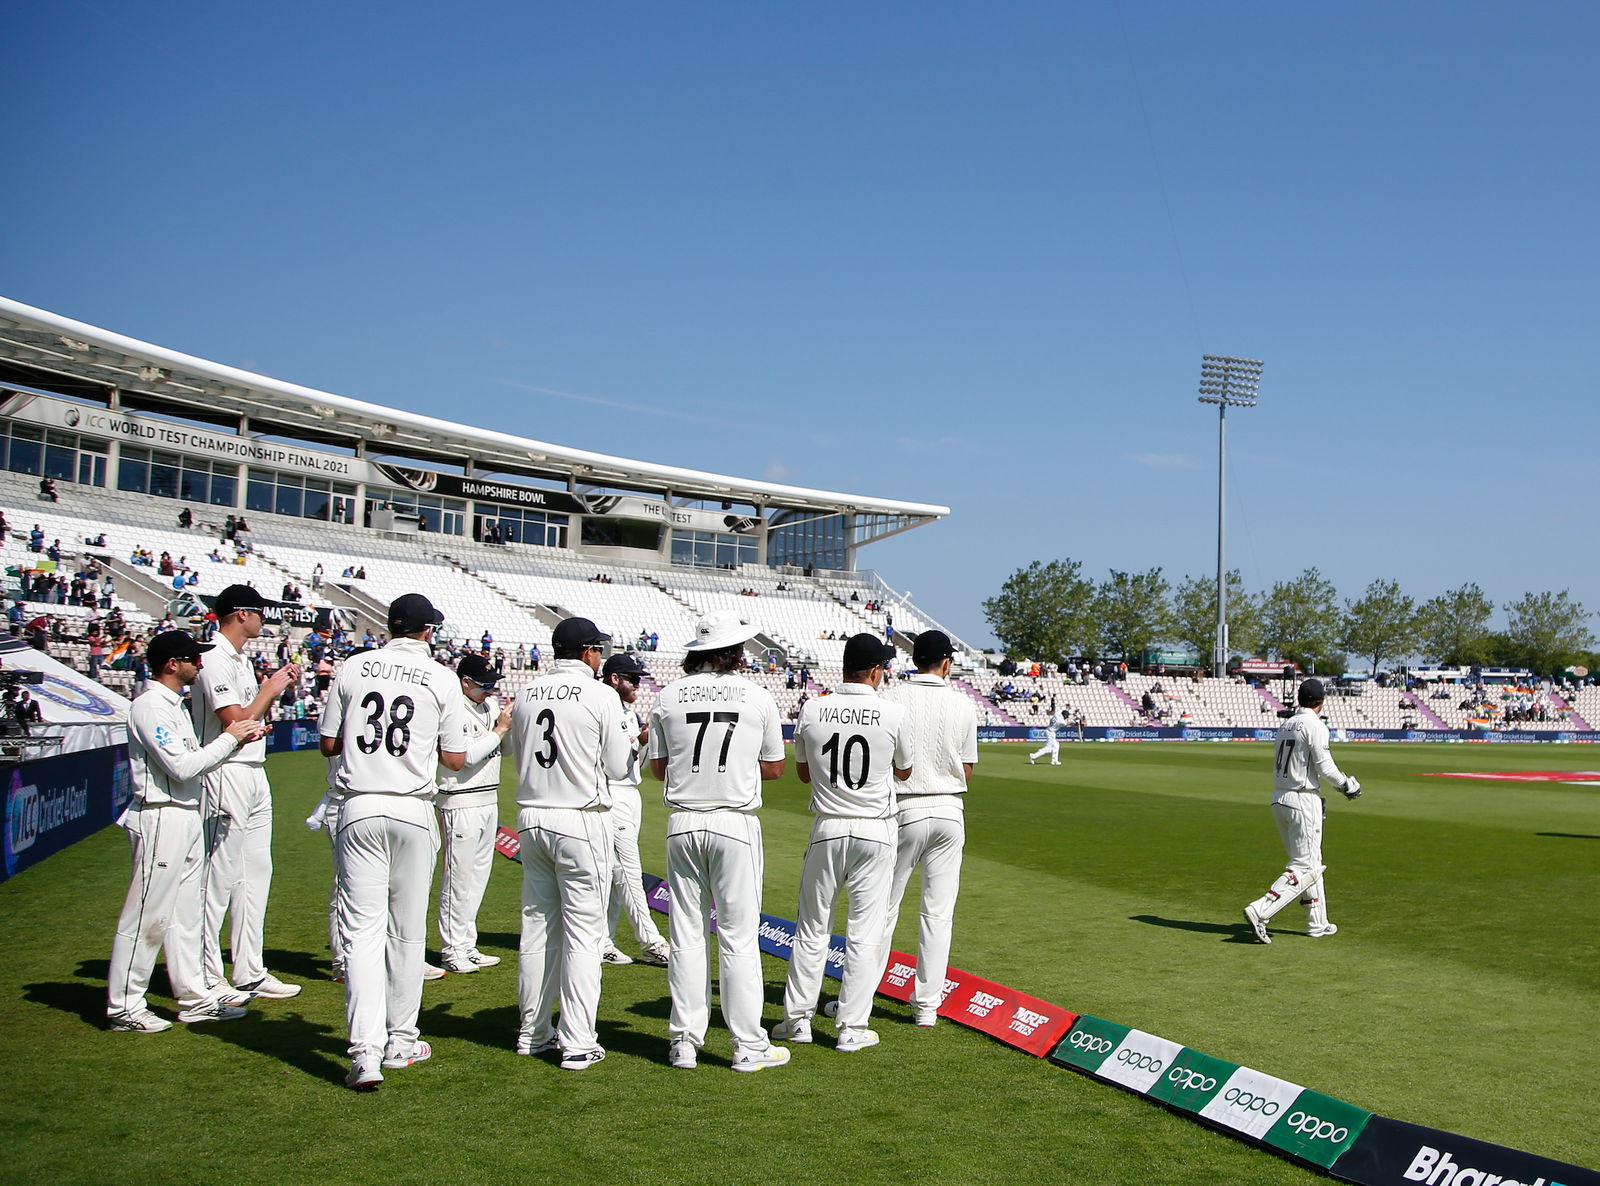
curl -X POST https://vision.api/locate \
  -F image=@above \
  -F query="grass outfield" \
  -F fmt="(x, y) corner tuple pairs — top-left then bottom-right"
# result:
(2, 741), (1596, 1184)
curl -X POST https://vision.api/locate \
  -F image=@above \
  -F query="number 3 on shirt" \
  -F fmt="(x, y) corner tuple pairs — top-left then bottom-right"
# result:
(356, 691), (415, 756)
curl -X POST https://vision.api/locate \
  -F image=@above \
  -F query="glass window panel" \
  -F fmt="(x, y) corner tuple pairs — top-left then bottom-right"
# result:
(44, 444), (76, 481)
(179, 472), (208, 503)
(275, 484), (302, 517)
(303, 487), (331, 520)
(117, 457), (148, 493)
(149, 461), (179, 499)
(209, 474), (237, 506)
(7, 436), (41, 475)
(246, 478), (275, 514)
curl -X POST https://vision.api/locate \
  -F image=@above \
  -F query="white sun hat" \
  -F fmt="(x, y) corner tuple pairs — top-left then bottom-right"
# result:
(684, 609), (760, 652)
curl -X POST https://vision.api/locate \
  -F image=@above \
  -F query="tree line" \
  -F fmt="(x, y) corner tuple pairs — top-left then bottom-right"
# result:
(981, 560), (1598, 677)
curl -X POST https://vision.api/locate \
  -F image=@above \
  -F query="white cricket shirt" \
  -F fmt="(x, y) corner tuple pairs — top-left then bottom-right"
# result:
(610, 705), (646, 791)
(649, 671), (784, 812)
(190, 632), (266, 764)
(128, 681), (241, 807)
(1271, 707), (1351, 802)
(320, 638), (468, 797)
(509, 659), (627, 810)
(437, 689), (504, 807)
(793, 682), (913, 819)
(882, 672), (977, 801)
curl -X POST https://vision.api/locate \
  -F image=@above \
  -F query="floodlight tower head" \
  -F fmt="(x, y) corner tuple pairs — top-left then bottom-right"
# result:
(1197, 355), (1264, 407)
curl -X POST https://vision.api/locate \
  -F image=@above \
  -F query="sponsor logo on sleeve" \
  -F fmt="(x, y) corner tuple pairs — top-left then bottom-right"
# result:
(1261, 1089), (1370, 1169)
(1199, 1067), (1305, 1139)
(1146, 1048), (1237, 1113)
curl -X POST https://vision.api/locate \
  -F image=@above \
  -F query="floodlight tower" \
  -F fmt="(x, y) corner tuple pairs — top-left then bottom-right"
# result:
(1197, 355), (1263, 677)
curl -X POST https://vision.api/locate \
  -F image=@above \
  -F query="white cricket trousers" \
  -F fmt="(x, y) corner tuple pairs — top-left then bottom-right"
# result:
(323, 797), (342, 970)
(201, 764), (273, 988)
(437, 799), (498, 962)
(608, 785), (667, 950)
(516, 806), (612, 1056)
(665, 810), (771, 1056)
(885, 801), (965, 1014)
(781, 816), (897, 1031)
(107, 804), (214, 1016)
(1252, 792), (1329, 926)
(1030, 734), (1060, 763)
(336, 796), (437, 1060)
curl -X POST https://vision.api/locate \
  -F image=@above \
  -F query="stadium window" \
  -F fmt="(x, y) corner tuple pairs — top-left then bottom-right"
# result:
(117, 446), (148, 493)
(246, 469), (275, 514)
(274, 476), (304, 518)
(148, 451), (181, 500)
(77, 437), (108, 487)
(43, 432), (77, 482)
(6, 424), (42, 476)
(304, 478), (331, 521)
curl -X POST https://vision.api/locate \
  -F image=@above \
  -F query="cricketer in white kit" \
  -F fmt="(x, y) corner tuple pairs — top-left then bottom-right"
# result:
(320, 594), (467, 1090)
(880, 630), (977, 1027)
(508, 616), (627, 1070)
(648, 611), (788, 1073)
(436, 652), (512, 974)
(601, 651), (670, 967)
(1242, 678), (1361, 944)
(1029, 709), (1067, 765)
(108, 631), (266, 1032)
(774, 633), (913, 1054)
(190, 584), (302, 1001)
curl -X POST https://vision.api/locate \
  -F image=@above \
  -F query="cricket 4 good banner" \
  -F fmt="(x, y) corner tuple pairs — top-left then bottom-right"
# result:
(2, 743), (130, 882)
(1331, 1115), (1599, 1186)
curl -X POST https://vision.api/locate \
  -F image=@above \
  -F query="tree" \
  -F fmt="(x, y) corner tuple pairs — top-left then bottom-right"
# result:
(1341, 578), (1419, 674)
(982, 559), (1097, 659)
(1095, 568), (1172, 661)
(1172, 570), (1258, 662)
(1418, 583), (1496, 666)
(1501, 590), (1596, 675)
(1259, 568), (1342, 672)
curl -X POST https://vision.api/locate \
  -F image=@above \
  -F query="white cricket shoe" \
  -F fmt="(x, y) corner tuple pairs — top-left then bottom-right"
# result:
(213, 987), (254, 1007)
(635, 943), (669, 967)
(559, 1048), (606, 1071)
(516, 1033), (560, 1056)
(836, 1028), (881, 1053)
(235, 973), (301, 1000)
(770, 1018), (813, 1044)
(669, 1040), (698, 1069)
(821, 1000), (839, 1019)
(381, 1039), (432, 1069)
(913, 1008), (938, 1028)
(1308, 923), (1339, 938)
(600, 947), (634, 965)
(1242, 904), (1272, 944)
(345, 1057), (383, 1092)
(108, 1009), (172, 1034)
(467, 950), (501, 967)
(177, 999), (248, 1024)
(442, 955), (481, 974)
(422, 963), (447, 981)
(733, 1045), (792, 1073)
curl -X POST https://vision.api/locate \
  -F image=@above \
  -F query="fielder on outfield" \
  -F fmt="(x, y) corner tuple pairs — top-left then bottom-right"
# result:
(649, 611), (788, 1072)
(600, 652), (670, 967)
(1029, 708), (1067, 766)
(773, 633), (912, 1054)
(107, 631), (265, 1032)
(881, 630), (977, 1027)
(320, 593), (467, 1091)
(1242, 678), (1360, 944)
(508, 616), (626, 1070)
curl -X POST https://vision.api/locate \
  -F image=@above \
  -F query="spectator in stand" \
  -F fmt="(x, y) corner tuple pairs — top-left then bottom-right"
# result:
(47, 539), (62, 562)
(29, 525), (44, 552)
(178, 507), (193, 529)
(493, 648), (506, 678)
(512, 644), (526, 671)
(39, 477), (58, 502)
(158, 553), (174, 577)
(311, 563), (323, 590)
(354, 566), (366, 580)
(528, 642), (540, 671)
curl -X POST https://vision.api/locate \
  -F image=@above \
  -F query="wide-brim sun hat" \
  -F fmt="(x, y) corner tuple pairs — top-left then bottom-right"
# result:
(684, 610), (759, 652)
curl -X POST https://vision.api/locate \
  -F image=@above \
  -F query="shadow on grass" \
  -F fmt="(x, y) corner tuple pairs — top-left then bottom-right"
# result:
(203, 1010), (348, 1086)
(413, 1000), (673, 1065)
(262, 947), (335, 982)
(1129, 915), (1261, 944)
(24, 980), (107, 1026)
(1536, 832), (1600, 840)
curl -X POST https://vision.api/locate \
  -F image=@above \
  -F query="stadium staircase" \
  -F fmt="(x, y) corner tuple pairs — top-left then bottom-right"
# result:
(1549, 691), (1592, 731)
(1105, 681), (1149, 721)
(440, 554), (565, 634)
(1400, 695), (1450, 730)
(1254, 685), (1288, 713)
(951, 676), (1020, 726)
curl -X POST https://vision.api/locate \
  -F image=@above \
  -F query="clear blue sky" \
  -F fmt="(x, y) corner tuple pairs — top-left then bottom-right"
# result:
(5, 1), (1596, 649)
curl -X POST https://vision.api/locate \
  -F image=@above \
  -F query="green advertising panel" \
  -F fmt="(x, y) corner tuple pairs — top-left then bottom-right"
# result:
(1262, 1088), (1372, 1169)
(1047, 1016), (1131, 1073)
(1146, 1047), (1238, 1114)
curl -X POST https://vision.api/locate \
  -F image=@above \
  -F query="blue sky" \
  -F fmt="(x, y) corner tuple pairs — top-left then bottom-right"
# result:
(5, 2), (1596, 648)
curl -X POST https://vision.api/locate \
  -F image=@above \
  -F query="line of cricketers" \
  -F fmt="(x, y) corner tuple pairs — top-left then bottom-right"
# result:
(108, 587), (980, 1092)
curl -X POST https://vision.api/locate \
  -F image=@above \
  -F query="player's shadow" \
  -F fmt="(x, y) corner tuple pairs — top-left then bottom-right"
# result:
(23, 980), (107, 1026)
(1536, 832), (1600, 840)
(1130, 915), (1261, 944)
(203, 1010), (349, 1085)
(261, 947), (332, 982)
(475, 930), (519, 952)
(419, 1000), (520, 1052)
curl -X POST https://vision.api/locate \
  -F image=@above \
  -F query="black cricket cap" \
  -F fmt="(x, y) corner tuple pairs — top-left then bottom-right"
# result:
(552, 617), (610, 652)
(388, 593), (444, 635)
(912, 629), (955, 667)
(843, 633), (897, 672)
(148, 630), (213, 670)
(602, 652), (648, 679)
(457, 653), (500, 687)
(1297, 678), (1327, 707)
(214, 584), (268, 617)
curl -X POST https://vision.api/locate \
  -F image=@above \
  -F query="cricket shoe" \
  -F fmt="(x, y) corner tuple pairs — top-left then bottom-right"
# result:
(345, 1057), (383, 1092)
(635, 943), (669, 967)
(913, 1009), (938, 1028)
(177, 998), (248, 1024)
(422, 963), (447, 981)
(769, 1019), (813, 1044)
(213, 987), (255, 1007)
(466, 950), (501, 967)
(821, 1000), (839, 1019)
(559, 1048), (606, 1071)
(733, 1045), (791, 1073)
(516, 1033), (560, 1056)
(600, 947), (633, 965)
(1028, 757), (1037, 765)
(108, 1009), (172, 1034)
(235, 973), (301, 1000)
(330, 960), (346, 983)
(442, 955), (482, 974)
(382, 1040), (433, 1069)
(669, 1040), (698, 1069)
(1242, 904), (1272, 944)
(1308, 923), (1339, 938)
(836, 1028), (881, 1053)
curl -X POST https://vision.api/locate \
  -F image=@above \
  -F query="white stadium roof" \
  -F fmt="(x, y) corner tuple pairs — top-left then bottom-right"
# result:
(0, 295), (950, 524)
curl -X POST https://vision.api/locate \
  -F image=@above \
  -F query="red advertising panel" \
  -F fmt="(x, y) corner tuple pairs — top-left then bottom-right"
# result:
(937, 967), (1078, 1056)
(493, 825), (522, 861)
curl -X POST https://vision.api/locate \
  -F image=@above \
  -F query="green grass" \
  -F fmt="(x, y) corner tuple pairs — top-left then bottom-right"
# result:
(2, 742), (1597, 1184)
